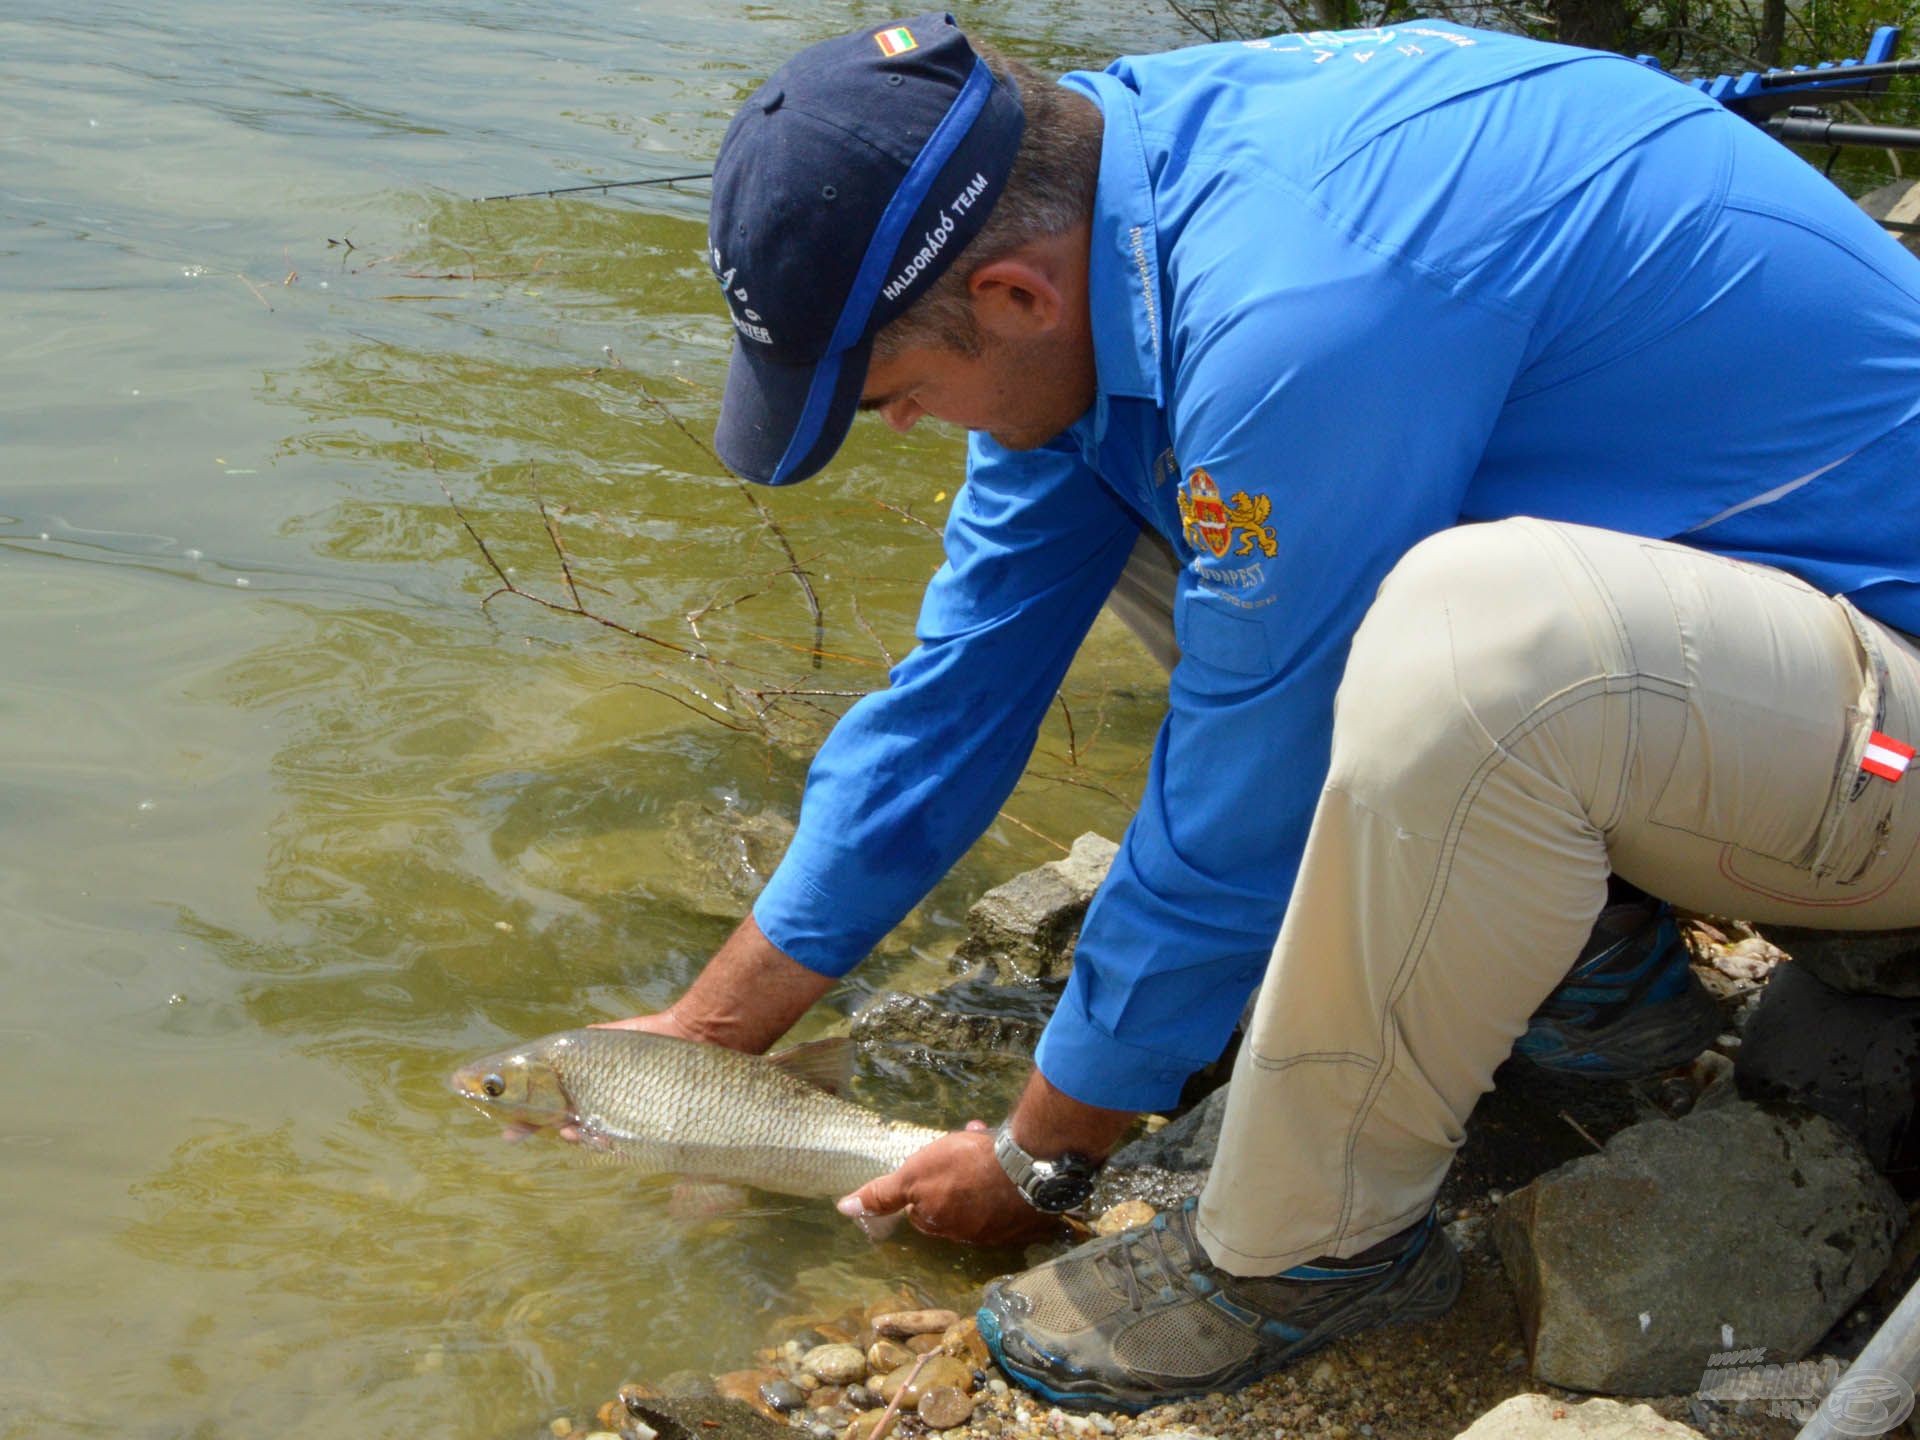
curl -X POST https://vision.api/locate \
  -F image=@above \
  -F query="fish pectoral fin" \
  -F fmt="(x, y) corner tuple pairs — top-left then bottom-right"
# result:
(665, 1180), (757, 1220)
(764, 1035), (857, 1095)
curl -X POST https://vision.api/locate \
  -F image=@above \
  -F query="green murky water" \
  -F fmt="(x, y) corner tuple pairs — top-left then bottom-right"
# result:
(0, 3), (1181, 1433)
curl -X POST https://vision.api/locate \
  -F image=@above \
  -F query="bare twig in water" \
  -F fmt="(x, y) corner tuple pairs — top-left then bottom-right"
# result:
(610, 680), (756, 732)
(850, 590), (895, 670)
(868, 1351), (932, 1440)
(872, 498), (943, 536)
(995, 808), (1071, 854)
(420, 431), (702, 660)
(235, 271), (274, 312)
(1560, 1110), (1605, 1152)
(537, 500), (583, 609)
(631, 381), (828, 668)
(1053, 693), (1079, 766)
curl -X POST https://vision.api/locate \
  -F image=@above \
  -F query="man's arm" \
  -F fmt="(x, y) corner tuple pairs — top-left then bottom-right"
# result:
(600, 913), (831, 1052)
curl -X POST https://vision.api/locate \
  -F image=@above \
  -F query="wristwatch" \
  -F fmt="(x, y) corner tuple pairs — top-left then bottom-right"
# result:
(993, 1121), (1102, 1213)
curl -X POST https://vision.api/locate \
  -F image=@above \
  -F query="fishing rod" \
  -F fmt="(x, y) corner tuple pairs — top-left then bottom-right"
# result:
(1761, 56), (1920, 88)
(1766, 110), (1920, 150)
(475, 172), (712, 203)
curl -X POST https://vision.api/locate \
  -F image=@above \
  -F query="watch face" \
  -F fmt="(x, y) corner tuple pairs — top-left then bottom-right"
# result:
(1029, 1169), (1095, 1213)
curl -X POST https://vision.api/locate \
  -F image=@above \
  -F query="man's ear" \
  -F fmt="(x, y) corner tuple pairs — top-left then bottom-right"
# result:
(966, 245), (1068, 339)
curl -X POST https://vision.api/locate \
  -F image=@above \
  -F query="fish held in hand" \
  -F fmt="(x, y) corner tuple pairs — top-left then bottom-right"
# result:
(450, 1028), (946, 1201)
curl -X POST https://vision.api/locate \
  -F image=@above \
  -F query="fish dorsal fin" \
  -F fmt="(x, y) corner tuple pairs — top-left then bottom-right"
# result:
(765, 1036), (856, 1096)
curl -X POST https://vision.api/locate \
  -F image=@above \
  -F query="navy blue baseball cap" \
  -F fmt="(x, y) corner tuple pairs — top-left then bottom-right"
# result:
(707, 14), (1026, 485)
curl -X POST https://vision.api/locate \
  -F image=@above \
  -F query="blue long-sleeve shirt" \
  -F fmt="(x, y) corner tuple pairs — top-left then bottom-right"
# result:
(754, 24), (1920, 1111)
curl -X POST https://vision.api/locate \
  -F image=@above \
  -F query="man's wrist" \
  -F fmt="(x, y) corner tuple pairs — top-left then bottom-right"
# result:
(993, 1120), (1103, 1213)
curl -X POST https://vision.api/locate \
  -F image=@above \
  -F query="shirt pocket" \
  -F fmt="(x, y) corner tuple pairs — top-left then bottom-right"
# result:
(1175, 589), (1274, 677)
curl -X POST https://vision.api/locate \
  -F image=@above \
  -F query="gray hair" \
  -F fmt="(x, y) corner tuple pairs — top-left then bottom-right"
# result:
(871, 46), (1104, 359)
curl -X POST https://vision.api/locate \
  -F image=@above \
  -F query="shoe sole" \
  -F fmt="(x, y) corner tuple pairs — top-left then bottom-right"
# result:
(981, 1228), (1464, 1413)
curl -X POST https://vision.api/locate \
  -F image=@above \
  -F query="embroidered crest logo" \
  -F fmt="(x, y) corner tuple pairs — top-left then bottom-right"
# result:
(1179, 468), (1278, 559)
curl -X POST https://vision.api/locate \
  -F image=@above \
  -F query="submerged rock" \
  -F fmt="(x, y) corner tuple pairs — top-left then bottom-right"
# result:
(1493, 1100), (1901, 1393)
(848, 991), (1040, 1058)
(955, 832), (1118, 980)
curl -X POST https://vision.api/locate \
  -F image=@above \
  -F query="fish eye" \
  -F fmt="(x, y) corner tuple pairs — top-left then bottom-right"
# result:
(482, 1073), (505, 1098)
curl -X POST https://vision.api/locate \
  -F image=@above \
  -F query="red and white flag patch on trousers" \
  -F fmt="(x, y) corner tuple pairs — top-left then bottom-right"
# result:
(1862, 731), (1916, 783)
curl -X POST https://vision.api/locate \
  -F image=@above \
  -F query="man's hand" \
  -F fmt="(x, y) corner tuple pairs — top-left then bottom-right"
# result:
(838, 1071), (1140, 1246)
(837, 1122), (1065, 1246)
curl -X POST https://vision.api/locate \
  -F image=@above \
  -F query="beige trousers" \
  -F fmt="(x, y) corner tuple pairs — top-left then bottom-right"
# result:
(1107, 520), (1920, 1273)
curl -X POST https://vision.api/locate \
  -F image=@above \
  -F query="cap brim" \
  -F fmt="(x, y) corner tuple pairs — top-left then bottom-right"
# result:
(714, 334), (874, 486)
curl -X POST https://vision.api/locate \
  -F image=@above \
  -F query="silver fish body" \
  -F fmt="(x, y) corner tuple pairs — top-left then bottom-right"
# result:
(451, 1028), (946, 1199)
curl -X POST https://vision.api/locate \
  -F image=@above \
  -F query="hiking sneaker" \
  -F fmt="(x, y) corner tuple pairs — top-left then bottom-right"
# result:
(976, 1198), (1460, 1411)
(1513, 898), (1721, 1078)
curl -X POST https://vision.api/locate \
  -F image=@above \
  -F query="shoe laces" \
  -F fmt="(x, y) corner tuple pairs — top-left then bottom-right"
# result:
(1104, 1200), (1209, 1311)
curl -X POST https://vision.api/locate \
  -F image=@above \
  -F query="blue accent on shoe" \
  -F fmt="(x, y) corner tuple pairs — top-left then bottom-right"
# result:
(1516, 902), (1720, 1078)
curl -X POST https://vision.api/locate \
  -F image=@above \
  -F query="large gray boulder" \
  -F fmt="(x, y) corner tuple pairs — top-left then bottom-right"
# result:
(1493, 1101), (1901, 1394)
(1452, 1395), (1707, 1439)
(955, 832), (1118, 980)
(1736, 960), (1920, 1186)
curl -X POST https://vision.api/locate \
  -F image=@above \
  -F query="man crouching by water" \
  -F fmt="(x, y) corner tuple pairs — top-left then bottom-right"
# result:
(599, 11), (1920, 1412)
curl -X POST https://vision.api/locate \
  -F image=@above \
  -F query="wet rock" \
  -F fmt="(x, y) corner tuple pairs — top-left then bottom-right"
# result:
(954, 833), (1118, 980)
(843, 1409), (898, 1440)
(759, 1379), (806, 1415)
(1860, 178), (1920, 257)
(918, 1386), (976, 1430)
(803, 1344), (869, 1387)
(1451, 1395), (1707, 1438)
(809, 1388), (846, 1410)
(876, 1355), (973, 1405)
(871, 1308), (960, 1338)
(1494, 1100), (1901, 1393)
(714, 1369), (783, 1420)
(1092, 1199), (1157, 1236)
(905, 1333), (943, 1355)
(844, 1385), (881, 1411)
(1736, 961), (1920, 1187)
(612, 1396), (798, 1440)
(849, 991), (1040, 1058)
(658, 1371), (718, 1399)
(866, 1339), (912, 1373)
(1768, 926), (1920, 998)
(1109, 1087), (1229, 1172)
(939, 1317), (991, 1368)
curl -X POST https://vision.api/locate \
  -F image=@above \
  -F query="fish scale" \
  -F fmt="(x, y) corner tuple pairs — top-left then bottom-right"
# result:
(452, 1027), (947, 1199)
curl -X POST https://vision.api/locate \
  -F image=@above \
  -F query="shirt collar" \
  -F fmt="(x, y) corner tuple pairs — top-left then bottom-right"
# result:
(1061, 69), (1165, 441)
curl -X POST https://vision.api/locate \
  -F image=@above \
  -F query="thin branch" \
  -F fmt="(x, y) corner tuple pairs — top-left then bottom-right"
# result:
(608, 681), (757, 732)
(538, 500), (583, 608)
(994, 809), (1071, 854)
(871, 498), (943, 536)
(631, 382), (827, 669)
(850, 590), (896, 670)
(421, 432), (704, 660)
(1053, 693), (1080, 766)
(1560, 1110), (1605, 1153)
(235, 271), (275, 312)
